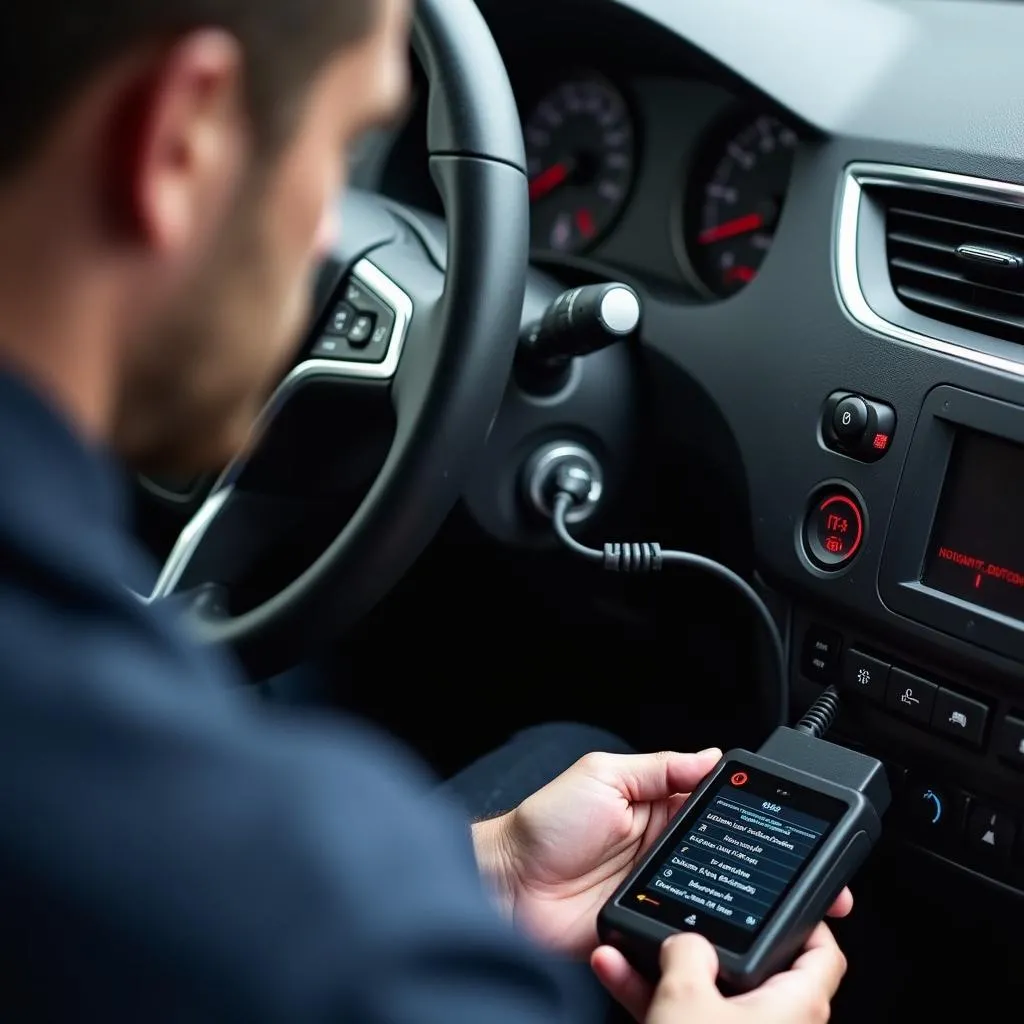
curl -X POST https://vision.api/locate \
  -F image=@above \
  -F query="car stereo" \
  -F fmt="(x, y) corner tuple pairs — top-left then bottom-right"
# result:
(881, 385), (1024, 661)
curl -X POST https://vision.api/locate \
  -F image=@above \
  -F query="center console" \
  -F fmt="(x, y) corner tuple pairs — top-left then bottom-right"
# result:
(792, 385), (1024, 894)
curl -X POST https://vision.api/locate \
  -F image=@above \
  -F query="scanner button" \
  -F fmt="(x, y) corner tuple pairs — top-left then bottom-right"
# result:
(840, 649), (889, 703)
(965, 804), (1015, 869)
(886, 669), (936, 726)
(930, 689), (988, 748)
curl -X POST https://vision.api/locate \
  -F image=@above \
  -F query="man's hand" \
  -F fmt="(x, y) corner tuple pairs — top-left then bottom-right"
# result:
(471, 749), (852, 961)
(593, 922), (847, 1024)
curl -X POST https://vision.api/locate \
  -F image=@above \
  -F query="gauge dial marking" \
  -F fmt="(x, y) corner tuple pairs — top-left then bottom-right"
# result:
(524, 76), (635, 255)
(685, 114), (798, 297)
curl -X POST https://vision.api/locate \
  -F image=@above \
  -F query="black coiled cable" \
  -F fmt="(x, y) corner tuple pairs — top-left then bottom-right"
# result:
(551, 492), (789, 728)
(793, 685), (840, 739)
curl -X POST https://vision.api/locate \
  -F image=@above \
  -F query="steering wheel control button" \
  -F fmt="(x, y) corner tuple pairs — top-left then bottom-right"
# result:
(832, 396), (869, 442)
(800, 625), (842, 682)
(840, 649), (890, 704)
(885, 668), (937, 726)
(327, 303), (355, 336)
(311, 336), (345, 358)
(930, 688), (989, 748)
(803, 487), (865, 570)
(311, 275), (397, 364)
(965, 804), (1015, 868)
(821, 391), (896, 462)
(347, 313), (375, 348)
(996, 715), (1024, 770)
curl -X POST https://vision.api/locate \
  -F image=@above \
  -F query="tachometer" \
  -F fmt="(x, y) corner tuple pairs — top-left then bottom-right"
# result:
(685, 114), (798, 297)
(524, 76), (635, 255)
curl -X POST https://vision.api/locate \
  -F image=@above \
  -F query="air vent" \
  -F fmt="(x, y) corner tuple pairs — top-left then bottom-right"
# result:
(882, 186), (1024, 345)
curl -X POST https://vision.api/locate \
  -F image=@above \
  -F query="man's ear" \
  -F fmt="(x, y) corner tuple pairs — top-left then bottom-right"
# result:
(112, 30), (248, 255)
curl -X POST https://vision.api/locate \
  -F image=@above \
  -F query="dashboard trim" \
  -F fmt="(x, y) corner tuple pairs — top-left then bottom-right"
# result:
(836, 162), (1024, 380)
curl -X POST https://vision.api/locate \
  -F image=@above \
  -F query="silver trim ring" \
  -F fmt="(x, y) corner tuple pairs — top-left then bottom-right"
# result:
(835, 162), (1024, 379)
(526, 442), (604, 525)
(148, 257), (413, 602)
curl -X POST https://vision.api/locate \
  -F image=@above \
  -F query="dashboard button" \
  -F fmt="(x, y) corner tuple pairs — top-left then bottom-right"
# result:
(965, 803), (1015, 870)
(930, 688), (989, 748)
(840, 649), (889, 703)
(886, 668), (937, 726)
(832, 396), (869, 442)
(996, 715), (1024, 770)
(801, 626), (842, 682)
(821, 392), (896, 462)
(803, 488), (865, 570)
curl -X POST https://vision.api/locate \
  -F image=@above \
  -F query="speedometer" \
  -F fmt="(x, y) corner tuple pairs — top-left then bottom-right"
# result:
(524, 76), (635, 255)
(685, 114), (798, 297)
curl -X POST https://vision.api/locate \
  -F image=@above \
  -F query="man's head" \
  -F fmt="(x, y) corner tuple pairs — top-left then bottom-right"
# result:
(0, 0), (410, 473)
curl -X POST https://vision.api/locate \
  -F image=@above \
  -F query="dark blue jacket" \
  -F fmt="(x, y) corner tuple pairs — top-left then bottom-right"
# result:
(0, 373), (583, 1022)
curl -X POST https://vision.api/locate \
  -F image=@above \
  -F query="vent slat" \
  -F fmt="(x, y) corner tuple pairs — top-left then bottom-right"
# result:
(888, 206), (1024, 246)
(889, 256), (1024, 302)
(887, 231), (959, 257)
(895, 285), (1024, 334)
(878, 184), (1024, 345)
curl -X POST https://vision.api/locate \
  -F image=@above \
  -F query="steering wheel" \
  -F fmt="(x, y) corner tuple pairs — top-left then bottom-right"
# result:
(146, 0), (528, 676)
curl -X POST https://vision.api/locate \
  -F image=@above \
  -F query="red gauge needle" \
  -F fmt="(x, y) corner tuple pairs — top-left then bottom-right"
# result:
(575, 208), (597, 239)
(698, 212), (765, 245)
(529, 161), (572, 202)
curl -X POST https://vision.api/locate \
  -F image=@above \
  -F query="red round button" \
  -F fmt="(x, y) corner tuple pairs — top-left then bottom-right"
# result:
(804, 488), (865, 570)
(730, 771), (749, 787)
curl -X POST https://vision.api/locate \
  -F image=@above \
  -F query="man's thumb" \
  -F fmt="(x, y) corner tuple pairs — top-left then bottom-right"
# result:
(649, 934), (720, 1017)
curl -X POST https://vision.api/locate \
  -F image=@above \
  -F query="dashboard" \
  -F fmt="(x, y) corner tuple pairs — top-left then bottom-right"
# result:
(367, 3), (805, 300)
(355, 0), (1024, 916)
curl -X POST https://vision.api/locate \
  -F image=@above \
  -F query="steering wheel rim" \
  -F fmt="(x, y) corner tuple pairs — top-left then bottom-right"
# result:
(148, 0), (529, 676)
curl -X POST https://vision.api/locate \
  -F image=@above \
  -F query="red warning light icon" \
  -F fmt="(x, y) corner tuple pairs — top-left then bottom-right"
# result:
(730, 771), (749, 787)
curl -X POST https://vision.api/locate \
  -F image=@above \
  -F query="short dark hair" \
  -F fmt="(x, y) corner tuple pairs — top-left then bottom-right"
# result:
(0, 0), (378, 175)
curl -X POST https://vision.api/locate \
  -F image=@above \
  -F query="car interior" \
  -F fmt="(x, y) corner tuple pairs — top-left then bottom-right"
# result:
(131, 0), (1024, 1018)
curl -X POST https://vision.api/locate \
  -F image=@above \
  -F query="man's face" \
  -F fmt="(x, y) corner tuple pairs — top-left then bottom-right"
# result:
(116, 0), (410, 474)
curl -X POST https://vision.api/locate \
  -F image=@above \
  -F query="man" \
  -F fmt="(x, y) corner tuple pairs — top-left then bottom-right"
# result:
(0, 0), (852, 1019)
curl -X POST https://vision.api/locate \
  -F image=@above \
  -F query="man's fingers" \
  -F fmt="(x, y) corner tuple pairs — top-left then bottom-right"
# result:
(743, 921), (848, 1008)
(585, 749), (722, 803)
(648, 933), (721, 1020)
(826, 887), (853, 918)
(591, 946), (654, 1022)
(787, 921), (848, 996)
